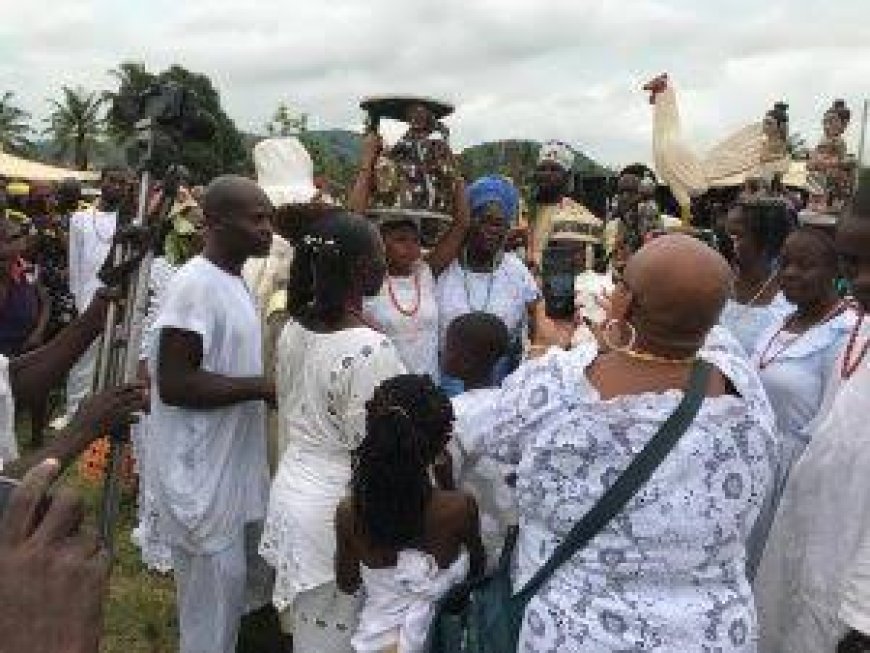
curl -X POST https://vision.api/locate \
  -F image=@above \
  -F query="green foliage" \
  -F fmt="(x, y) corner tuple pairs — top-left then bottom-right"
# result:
(103, 62), (249, 182)
(459, 139), (608, 183)
(43, 86), (105, 170)
(0, 91), (33, 155)
(265, 102), (309, 136)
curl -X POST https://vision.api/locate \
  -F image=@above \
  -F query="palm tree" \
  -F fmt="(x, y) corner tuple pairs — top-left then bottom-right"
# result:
(0, 91), (33, 154)
(103, 62), (156, 142)
(44, 86), (105, 170)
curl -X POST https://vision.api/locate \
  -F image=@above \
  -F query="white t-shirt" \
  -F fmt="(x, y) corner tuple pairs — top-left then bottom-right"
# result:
(149, 256), (269, 554)
(0, 355), (15, 470)
(363, 261), (440, 382)
(435, 252), (540, 348)
(69, 209), (117, 313)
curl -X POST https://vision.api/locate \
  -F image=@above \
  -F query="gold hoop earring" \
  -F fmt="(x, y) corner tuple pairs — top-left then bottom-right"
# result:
(602, 319), (637, 352)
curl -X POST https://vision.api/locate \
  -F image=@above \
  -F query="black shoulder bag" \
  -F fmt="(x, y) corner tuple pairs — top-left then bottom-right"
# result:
(426, 358), (713, 653)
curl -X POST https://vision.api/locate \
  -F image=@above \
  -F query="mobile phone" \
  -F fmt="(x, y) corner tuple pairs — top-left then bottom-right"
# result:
(542, 243), (577, 320)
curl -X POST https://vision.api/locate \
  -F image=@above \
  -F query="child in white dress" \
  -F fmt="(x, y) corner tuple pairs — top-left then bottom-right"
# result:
(335, 375), (484, 653)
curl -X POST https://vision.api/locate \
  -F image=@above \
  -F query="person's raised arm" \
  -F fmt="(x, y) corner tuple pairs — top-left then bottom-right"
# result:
(157, 327), (274, 409)
(3, 383), (146, 479)
(9, 228), (150, 408)
(425, 177), (470, 277)
(348, 133), (383, 214)
(9, 290), (110, 407)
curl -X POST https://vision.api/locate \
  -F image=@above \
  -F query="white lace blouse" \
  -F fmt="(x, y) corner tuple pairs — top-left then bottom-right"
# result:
(459, 342), (776, 653)
(260, 322), (406, 610)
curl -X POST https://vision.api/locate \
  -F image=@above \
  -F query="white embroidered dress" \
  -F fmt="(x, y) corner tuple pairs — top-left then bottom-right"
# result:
(460, 342), (776, 652)
(755, 320), (870, 653)
(260, 322), (406, 611)
(130, 256), (178, 572)
(719, 293), (793, 356)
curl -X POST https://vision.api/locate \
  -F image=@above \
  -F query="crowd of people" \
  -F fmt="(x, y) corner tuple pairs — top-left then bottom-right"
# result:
(0, 127), (868, 653)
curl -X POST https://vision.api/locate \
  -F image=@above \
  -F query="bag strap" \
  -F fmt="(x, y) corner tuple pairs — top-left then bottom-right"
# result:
(515, 358), (713, 602)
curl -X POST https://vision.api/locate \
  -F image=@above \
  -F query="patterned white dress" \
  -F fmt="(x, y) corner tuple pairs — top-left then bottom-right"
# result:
(260, 322), (406, 652)
(130, 256), (177, 573)
(461, 342), (777, 652)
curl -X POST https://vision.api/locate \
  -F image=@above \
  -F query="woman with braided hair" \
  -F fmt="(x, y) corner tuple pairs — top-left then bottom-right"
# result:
(336, 374), (484, 653)
(259, 211), (406, 653)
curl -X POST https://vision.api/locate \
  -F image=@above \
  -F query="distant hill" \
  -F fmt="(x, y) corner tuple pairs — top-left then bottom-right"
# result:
(459, 139), (609, 186)
(27, 131), (609, 197)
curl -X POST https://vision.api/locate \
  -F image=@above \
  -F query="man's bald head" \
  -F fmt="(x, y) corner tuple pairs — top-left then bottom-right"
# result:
(201, 175), (274, 261)
(623, 234), (733, 349)
(202, 175), (271, 223)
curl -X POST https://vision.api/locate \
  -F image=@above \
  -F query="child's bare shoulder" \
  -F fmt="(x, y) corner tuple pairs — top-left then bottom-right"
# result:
(430, 489), (478, 525)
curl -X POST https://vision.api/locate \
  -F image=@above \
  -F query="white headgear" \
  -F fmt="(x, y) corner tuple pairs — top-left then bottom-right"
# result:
(254, 137), (317, 207)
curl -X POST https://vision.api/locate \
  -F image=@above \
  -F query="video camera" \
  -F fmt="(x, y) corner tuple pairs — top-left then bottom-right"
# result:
(127, 82), (216, 176)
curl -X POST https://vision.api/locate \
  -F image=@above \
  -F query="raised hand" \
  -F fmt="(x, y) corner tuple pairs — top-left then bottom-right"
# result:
(0, 459), (110, 653)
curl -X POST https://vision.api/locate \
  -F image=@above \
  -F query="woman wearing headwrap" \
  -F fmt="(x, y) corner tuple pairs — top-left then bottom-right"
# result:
(436, 175), (541, 394)
(357, 171), (470, 382)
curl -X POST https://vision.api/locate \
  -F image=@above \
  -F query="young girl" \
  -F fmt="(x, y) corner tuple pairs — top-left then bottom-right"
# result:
(260, 212), (406, 653)
(351, 133), (470, 383)
(336, 374), (484, 653)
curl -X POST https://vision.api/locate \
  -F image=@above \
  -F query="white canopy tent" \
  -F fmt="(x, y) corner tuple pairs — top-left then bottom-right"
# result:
(0, 150), (98, 182)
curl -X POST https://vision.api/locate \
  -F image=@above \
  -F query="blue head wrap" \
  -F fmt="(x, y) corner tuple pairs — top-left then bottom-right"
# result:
(466, 176), (520, 226)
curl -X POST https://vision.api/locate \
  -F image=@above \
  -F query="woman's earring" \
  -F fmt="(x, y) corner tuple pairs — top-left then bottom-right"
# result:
(601, 319), (637, 352)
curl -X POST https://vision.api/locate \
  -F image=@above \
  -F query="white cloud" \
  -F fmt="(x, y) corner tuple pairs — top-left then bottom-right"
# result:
(1, 0), (868, 168)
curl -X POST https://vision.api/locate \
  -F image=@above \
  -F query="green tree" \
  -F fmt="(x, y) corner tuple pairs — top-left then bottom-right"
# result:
(159, 65), (250, 181)
(103, 62), (157, 142)
(44, 86), (105, 170)
(102, 62), (250, 181)
(265, 103), (309, 136)
(0, 91), (33, 155)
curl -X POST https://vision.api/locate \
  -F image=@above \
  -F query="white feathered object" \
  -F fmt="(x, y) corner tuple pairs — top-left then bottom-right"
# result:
(644, 74), (708, 224)
(644, 73), (775, 225)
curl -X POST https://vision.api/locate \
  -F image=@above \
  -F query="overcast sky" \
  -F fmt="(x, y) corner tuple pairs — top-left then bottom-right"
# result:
(2, 0), (869, 168)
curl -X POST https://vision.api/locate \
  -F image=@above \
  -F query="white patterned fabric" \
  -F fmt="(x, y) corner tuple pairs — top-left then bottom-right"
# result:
(290, 582), (362, 653)
(353, 550), (470, 653)
(458, 341), (776, 652)
(448, 390), (517, 570)
(130, 256), (178, 572)
(242, 235), (294, 317)
(751, 307), (854, 479)
(260, 322), (405, 613)
(0, 355), (15, 469)
(435, 252), (539, 349)
(68, 208), (116, 313)
(138, 256), (178, 361)
(718, 293), (793, 356)
(755, 319), (870, 653)
(363, 261), (440, 382)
